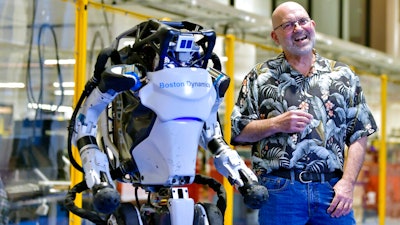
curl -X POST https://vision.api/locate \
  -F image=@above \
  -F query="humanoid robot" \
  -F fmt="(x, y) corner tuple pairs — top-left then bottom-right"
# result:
(65, 19), (268, 225)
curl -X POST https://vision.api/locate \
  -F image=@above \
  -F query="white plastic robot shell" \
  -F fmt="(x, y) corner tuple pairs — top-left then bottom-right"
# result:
(133, 67), (217, 186)
(139, 67), (216, 121)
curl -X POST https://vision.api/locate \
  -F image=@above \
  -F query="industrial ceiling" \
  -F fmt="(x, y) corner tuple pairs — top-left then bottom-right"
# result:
(100, 0), (400, 80)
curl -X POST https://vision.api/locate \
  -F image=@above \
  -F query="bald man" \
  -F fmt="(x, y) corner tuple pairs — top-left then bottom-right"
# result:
(231, 1), (377, 224)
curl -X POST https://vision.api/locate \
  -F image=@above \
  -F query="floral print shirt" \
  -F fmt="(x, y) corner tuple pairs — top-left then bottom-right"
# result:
(231, 52), (377, 174)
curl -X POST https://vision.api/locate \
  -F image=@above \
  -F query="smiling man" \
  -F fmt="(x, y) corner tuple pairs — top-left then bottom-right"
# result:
(231, 1), (377, 225)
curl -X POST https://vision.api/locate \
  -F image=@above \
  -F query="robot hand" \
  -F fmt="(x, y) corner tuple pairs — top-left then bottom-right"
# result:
(210, 138), (269, 209)
(213, 147), (269, 209)
(80, 146), (114, 189)
(237, 169), (269, 209)
(80, 146), (120, 214)
(213, 147), (257, 187)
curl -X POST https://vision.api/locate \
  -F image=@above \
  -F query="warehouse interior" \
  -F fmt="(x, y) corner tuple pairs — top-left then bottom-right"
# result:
(0, 0), (400, 224)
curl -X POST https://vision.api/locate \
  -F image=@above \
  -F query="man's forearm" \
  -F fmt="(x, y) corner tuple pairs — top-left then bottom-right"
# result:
(233, 118), (278, 143)
(233, 110), (314, 143)
(342, 136), (368, 184)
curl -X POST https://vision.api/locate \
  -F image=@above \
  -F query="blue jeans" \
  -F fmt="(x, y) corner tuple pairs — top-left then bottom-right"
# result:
(258, 174), (356, 225)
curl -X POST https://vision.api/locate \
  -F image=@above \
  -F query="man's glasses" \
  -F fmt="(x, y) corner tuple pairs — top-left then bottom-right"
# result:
(273, 18), (311, 31)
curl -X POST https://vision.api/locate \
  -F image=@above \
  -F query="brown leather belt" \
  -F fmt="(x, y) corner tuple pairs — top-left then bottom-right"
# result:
(269, 169), (343, 183)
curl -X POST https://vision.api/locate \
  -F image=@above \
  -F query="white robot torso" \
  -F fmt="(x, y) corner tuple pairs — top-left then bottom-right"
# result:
(134, 67), (216, 186)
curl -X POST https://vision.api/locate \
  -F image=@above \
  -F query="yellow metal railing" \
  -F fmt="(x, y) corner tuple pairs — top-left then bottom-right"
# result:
(70, 1), (88, 225)
(379, 74), (387, 225)
(223, 34), (236, 225)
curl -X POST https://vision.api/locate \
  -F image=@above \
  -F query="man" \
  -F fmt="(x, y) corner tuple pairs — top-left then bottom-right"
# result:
(231, 1), (377, 224)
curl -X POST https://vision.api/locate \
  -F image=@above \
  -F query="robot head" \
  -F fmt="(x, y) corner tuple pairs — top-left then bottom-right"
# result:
(112, 19), (217, 71)
(164, 33), (201, 68)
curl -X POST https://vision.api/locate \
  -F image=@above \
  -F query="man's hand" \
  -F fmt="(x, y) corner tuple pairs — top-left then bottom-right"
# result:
(327, 178), (355, 217)
(233, 109), (314, 143)
(276, 110), (313, 133)
(328, 136), (367, 217)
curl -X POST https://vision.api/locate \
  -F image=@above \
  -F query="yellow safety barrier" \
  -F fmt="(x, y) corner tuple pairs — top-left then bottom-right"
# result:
(379, 74), (387, 225)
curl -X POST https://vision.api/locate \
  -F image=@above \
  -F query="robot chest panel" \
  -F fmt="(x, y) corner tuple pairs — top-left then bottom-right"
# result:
(139, 67), (217, 121)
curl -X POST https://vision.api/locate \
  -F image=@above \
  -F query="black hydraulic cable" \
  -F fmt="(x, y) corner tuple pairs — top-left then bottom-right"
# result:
(67, 93), (86, 172)
(134, 186), (142, 209)
(64, 181), (107, 225)
(194, 174), (227, 215)
(67, 76), (100, 173)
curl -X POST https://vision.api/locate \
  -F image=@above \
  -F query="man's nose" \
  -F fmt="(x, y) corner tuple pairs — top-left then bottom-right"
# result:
(293, 21), (302, 31)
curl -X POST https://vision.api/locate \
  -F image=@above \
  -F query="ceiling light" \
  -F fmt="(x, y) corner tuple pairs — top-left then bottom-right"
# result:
(0, 82), (25, 88)
(44, 59), (76, 65)
(53, 82), (75, 88)
(54, 90), (75, 96)
(28, 103), (73, 113)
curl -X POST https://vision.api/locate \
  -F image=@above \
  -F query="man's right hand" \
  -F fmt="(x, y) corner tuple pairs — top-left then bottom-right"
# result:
(275, 110), (313, 133)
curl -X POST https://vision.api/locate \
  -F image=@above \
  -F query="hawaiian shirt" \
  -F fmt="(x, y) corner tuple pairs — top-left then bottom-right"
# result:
(231, 52), (377, 175)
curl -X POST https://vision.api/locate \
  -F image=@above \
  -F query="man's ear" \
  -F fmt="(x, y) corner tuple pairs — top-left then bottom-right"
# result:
(270, 31), (279, 45)
(311, 20), (316, 28)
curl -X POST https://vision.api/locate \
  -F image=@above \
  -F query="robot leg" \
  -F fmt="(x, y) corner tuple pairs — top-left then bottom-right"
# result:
(168, 187), (194, 225)
(168, 187), (224, 225)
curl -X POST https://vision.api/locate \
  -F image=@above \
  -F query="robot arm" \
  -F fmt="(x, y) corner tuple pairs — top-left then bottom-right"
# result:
(200, 67), (256, 186)
(74, 87), (117, 191)
(201, 68), (269, 209)
(72, 64), (144, 214)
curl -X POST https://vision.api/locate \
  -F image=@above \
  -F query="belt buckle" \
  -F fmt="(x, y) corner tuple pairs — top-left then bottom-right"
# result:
(299, 171), (312, 183)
